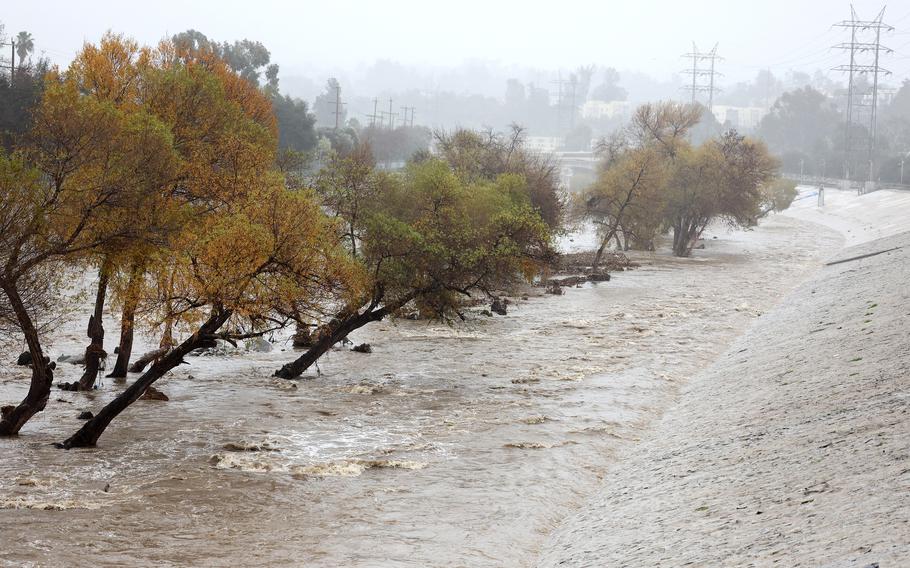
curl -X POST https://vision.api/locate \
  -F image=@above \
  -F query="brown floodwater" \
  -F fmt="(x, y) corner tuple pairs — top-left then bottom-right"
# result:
(0, 215), (841, 567)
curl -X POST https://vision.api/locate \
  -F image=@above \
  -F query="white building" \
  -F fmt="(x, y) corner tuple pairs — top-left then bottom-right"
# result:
(710, 105), (768, 132)
(524, 136), (564, 154)
(581, 100), (632, 121)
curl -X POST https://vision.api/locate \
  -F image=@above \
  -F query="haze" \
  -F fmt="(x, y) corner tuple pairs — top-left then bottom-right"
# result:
(8, 0), (910, 96)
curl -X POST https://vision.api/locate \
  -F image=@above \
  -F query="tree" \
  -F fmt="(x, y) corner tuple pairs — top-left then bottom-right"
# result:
(756, 87), (839, 173)
(54, 38), (362, 447)
(590, 68), (627, 102)
(273, 158), (555, 379)
(314, 78), (346, 128)
(58, 33), (162, 390)
(171, 30), (278, 90)
(271, 93), (318, 152)
(580, 102), (700, 266)
(434, 126), (565, 230)
(0, 71), (173, 433)
(760, 178), (798, 215)
(664, 131), (778, 257)
(15, 31), (34, 66)
(60, 181), (361, 448)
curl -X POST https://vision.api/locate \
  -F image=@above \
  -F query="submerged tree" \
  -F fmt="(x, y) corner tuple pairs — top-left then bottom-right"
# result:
(580, 102), (781, 259)
(60, 181), (361, 448)
(664, 131), (778, 257)
(274, 158), (555, 379)
(580, 102), (699, 266)
(0, 73), (173, 433)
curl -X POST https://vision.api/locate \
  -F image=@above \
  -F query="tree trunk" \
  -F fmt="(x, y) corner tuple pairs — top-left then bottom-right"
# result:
(76, 260), (112, 389)
(672, 218), (705, 257)
(274, 310), (376, 379)
(59, 308), (232, 448)
(108, 261), (143, 378)
(128, 347), (171, 374)
(274, 293), (414, 380)
(0, 279), (53, 436)
(592, 225), (620, 272)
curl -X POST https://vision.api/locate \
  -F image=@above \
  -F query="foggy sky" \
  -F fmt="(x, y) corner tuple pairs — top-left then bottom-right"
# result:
(4, 0), (910, 94)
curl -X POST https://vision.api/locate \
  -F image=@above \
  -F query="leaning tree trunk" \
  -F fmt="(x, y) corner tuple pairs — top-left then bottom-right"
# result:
(108, 261), (143, 378)
(0, 280), (54, 436)
(274, 294), (415, 380)
(59, 308), (232, 448)
(76, 260), (113, 389)
(592, 225), (620, 272)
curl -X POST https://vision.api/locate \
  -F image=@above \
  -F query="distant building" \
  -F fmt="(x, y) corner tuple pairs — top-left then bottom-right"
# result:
(524, 136), (564, 154)
(581, 100), (632, 121)
(710, 105), (768, 132)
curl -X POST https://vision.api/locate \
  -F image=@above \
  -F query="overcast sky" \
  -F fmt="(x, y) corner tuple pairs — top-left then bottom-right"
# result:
(4, 0), (910, 91)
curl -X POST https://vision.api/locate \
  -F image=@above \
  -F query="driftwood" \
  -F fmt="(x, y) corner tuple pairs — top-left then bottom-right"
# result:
(128, 347), (170, 374)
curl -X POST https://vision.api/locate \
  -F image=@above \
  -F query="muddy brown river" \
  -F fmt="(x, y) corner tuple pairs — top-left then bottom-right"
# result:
(0, 215), (841, 567)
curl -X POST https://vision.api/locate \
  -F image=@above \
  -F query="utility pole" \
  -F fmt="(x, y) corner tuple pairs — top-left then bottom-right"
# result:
(400, 106), (415, 128)
(332, 83), (346, 130)
(3, 40), (15, 77)
(833, 6), (892, 183)
(681, 43), (722, 113)
(367, 98), (380, 128)
(387, 98), (396, 130)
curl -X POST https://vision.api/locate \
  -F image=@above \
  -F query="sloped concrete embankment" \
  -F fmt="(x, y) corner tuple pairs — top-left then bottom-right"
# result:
(538, 231), (910, 567)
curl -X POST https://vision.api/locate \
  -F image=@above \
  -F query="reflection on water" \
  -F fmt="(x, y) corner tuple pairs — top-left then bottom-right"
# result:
(0, 217), (840, 567)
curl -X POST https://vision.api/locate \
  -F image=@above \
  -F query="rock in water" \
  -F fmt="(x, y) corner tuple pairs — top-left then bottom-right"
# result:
(491, 298), (508, 315)
(247, 337), (273, 353)
(16, 351), (32, 366)
(57, 354), (86, 365)
(142, 386), (169, 401)
(352, 343), (372, 354)
(77, 411), (94, 420)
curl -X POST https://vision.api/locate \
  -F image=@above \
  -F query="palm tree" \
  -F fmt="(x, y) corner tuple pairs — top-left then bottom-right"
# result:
(15, 31), (34, 65)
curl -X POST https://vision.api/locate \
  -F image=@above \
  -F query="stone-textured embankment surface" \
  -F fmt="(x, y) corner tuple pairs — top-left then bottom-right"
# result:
(538, 231), (910, 567)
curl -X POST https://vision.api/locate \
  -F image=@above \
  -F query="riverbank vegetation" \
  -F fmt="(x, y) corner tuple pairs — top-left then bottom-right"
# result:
(577, 102), (793, 260)
(0, 33), (558, 445)
(0, 29), (792, 447)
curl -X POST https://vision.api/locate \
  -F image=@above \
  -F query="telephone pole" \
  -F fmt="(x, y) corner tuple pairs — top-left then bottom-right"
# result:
(367, 98), (380, 128)
(400, 106), (416, 127)
(380, 98), (397, 130)
(833, 5), (892, 183)
(681, 43), (723, 113)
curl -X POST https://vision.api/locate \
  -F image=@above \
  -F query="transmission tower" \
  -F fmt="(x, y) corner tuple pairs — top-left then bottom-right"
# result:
(332, 83), (346, 130)
(832, 5), (892, 182)
(550, 73), (578, 132)
(681, 43), (723, 112)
